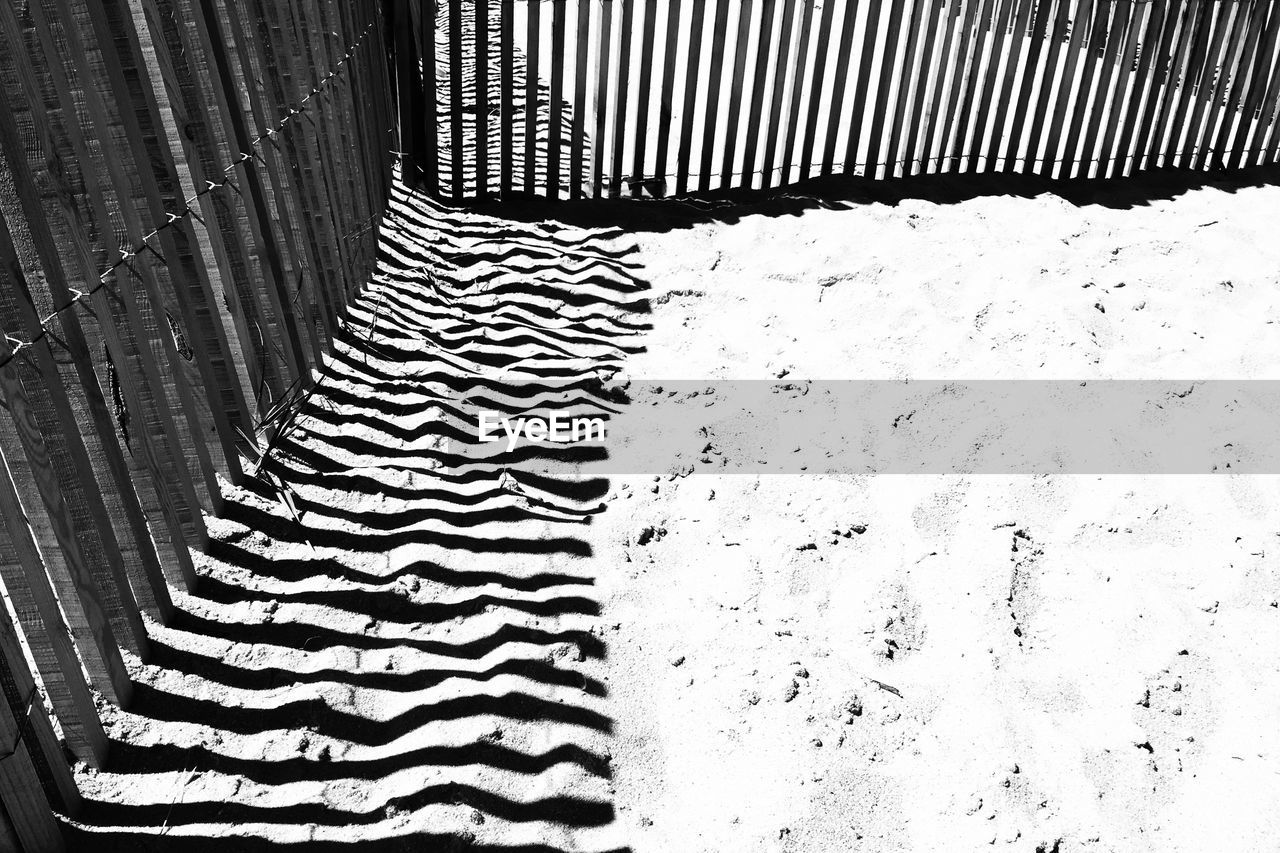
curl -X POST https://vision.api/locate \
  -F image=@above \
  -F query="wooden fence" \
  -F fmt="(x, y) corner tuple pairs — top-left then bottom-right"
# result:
(0, 0), (394, 847)
(393, 0), (1280, 199)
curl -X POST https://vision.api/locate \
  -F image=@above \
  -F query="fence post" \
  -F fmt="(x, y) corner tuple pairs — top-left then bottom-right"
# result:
(0, 645), (65, 851)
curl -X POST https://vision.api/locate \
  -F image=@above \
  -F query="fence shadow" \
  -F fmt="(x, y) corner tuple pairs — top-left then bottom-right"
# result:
(63, 176), (645, 853)
(468, 161), (1280, 235)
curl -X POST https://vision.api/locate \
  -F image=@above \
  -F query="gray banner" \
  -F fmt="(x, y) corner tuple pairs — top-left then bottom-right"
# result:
(455, 380), (1280, 475)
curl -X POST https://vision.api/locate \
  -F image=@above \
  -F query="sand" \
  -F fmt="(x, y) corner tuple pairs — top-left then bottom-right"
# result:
(592, 168), (1280, 852)
(66, 166), (1280, 852)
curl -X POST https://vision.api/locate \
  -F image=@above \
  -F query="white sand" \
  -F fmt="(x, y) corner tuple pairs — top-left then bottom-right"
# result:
(594, 174), (1280, 851)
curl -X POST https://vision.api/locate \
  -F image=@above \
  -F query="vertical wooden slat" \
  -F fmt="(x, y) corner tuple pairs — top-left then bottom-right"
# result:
(1233, 1), (1280, 168)
(1132, 1), (1192, 171)
(0, 81), (174, 624)
(1178, 1), (1238, 169)
(0, 642), (64, 851)
(630, 0), (661, 195)
(1255, 8), (1280, 165)
(0, 332), (133, 706)
(85, 0), (251, 487)
(1041, 0), (1096, 177)
(221, 1), (329, 370)
(1020, 0), (1074, 174)
(920, 0), (966, 173)
(698, 0), (733, 190)
(0, 590), (80, 815)
(942, 0), (996, 173)
(284, 0), (358, 313)
(449, 0), (465, 197)
(653, 0), (685, 194)
(393, 0), (419, 174)
(548, 0), (568, 198)
(845, 0), (886, 176)
(1195, 0), (1258, 171)
(741, 0), (779, 189)
(1218, 0), (1275, 168)
(780, 0), (815, 183)
(0, 211), (150, 664)
(752, 0), (793, 189)
(984, 0), (1035, 172)
(720, 0), (758, 188)
(868, 0), (910, 178)
(525, 0), (542, 194)
(501, 0), (515, 195)
(1160, 0), (1214, 167)
(675, 0), (708, 195)
(570, 0), (592, 198)
(476, 0), (491, 200)
(1113, 0), (1171, 175)
(1058, 0), (1116, 178)
(821, 0), (861, 175)
(0, 440), (108, 767)
(591, 0), (614, 198)
(1003, 0), (1056, 172)
(19, 0), (209, 571)
(760, 0), (798, 190)
(904, 0), (950, 174)
(884, 0), (928, 177)
(966, 0), (1018, 174)
(193, 0), (312, 387)
(1096, 0), (1150, 178)
(423, 0), (440, 195)
(609, 0), (633, 196)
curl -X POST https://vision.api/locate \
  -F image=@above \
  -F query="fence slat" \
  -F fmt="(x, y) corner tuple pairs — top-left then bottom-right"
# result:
(449, 0), (465, 197)
(477, 0), (491, 199)
(0, 214), (150, 665)
(1096, 0), (1147, 178)
(779, 0), (815, 183)
(1060, 0), (1118, 178)
(966, 0), (1017, 174)
(1234, 0), (1280, 168)
(501, 0), (515, 195)
(904, 0), (950, 174)
(609, 0), (634, 197)
(676, 0), (708, 195)
(845, 0), (885, 175)
(0, 441), (108, 767)
(741, 0), (779, 189)
(571, 0), (592, 198)
(721, 0), (758, 188)
(0, 86), (174, 625)
(760, 0), (798, 190)
(0, 639), (64, 851)
(1161, 1), (1214, 167)
(629, 0), (660, 194)
(548, 0), (567, 198)
(698, 0), (734, 190)
(1214, 0), (1273, 169)
(865, 0), (907, 177)
(822, 0), (861, 175)
(0, 332), (134, 706)
(885, 0), (928, 177)
(920, 0), (965, 172)
(0, 589), (80, 815)
(1181, 1), (1240, 169)
(591, 0), (614, 198)
(1133, 1), (1192, 171)
(415, 0), (1280, 197)
(654, 0), (685, 195)
(1197, 0), (1261, 171)
(524, 0), (541, 193)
